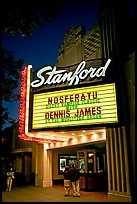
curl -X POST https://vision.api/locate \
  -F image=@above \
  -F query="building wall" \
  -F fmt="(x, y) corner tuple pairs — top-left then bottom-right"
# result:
(98, 1), (135, 201)
(123, 52), (135, 196)
(11, 122), (33, 185)
(57, 25), (86, 66)
(83, 25), (101, 61)
(12, 122), (33, 151)
(24, 155), (32, 183)
(32, 143), (43, 186)
(57, 24), (101, 67)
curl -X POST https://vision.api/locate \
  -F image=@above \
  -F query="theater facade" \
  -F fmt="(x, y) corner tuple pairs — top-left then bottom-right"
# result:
(18, 3), (135, 202)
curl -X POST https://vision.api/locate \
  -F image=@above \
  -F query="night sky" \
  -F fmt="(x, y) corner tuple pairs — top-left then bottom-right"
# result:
(2, 1), (99, 130)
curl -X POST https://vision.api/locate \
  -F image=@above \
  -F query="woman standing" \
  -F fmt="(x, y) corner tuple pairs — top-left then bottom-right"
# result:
(6, 167), (14, 191)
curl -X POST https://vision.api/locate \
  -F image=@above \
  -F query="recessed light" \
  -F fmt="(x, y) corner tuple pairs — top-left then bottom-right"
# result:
(90, 132), (95, 134)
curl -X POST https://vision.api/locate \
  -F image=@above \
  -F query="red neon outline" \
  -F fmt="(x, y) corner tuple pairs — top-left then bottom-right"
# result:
(19, 66), (64, 143)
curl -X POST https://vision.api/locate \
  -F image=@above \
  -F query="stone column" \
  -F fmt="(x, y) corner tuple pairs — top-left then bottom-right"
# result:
(32, 142), (53, 187)
(106, 126), (131, 202)
(42, 144), (53, 187)
(32, 142), (42, 186)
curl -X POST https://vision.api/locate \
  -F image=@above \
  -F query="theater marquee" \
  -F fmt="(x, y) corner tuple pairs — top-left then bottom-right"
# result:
(32, 83), (118, 129)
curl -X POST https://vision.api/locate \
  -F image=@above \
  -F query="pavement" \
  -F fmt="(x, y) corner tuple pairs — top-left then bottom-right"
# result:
(2, 184), (108, 202)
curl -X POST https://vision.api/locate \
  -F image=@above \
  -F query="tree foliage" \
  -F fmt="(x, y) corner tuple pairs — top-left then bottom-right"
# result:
(1, 0), (64, 126)
(2, 0), (63, 37)
(2, 49), (24, 126)
(2, 49), (24, 102)
(2, 107), (15, 126)
(1, 0), (63, 126)
(2, 0), (97, 37)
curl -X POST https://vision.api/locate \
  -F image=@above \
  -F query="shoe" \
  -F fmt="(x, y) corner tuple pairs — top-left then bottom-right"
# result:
(73, 195), (77, 197)
(76, 195), (80, 197)
(64, 194), (69, 197)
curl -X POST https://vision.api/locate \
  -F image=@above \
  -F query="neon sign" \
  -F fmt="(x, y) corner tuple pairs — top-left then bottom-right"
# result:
(31, 59), (111, 88)
(32, 83), (118, 129)
(19, 65), (66, 143)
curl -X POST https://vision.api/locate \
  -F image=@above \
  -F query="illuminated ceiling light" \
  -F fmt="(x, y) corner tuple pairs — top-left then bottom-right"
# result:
(82, 130), (86, 132)
(80, 136), (87, 141)
(39, 132), (47, 135)
(90, 132), (95, 135)
(92, 134), (99, 139)
(71, 137), (78, 143)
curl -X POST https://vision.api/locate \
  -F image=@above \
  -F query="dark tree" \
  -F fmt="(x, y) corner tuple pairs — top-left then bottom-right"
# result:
(2, 49), (24, 126)
(1, 0), (65, 126)
(2, 0), (97, 37)
(2, 0), (63, 37)
(1, 0), (63, 125)
(2, 126), (14, 156)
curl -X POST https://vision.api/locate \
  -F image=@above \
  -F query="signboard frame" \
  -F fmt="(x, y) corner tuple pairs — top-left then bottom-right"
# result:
(31, 82), (118, 131)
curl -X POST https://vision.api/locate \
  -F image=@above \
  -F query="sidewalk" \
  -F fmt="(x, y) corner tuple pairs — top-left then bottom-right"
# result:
(2, 184), (108, 202)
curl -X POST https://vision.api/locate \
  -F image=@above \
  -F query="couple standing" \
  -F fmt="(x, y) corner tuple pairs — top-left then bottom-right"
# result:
(64, 164), (80, 197)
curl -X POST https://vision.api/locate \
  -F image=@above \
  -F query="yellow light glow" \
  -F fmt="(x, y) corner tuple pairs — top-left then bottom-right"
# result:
(32, 83), (118, 129)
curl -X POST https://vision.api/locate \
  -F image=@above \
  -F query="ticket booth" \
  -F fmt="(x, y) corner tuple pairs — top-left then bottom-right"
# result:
(77, 148), (107, 191)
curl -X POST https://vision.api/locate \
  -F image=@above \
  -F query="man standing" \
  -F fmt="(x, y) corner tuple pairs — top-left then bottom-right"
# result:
(69, 164), (80, 197)
(63, 166), (71, 197)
